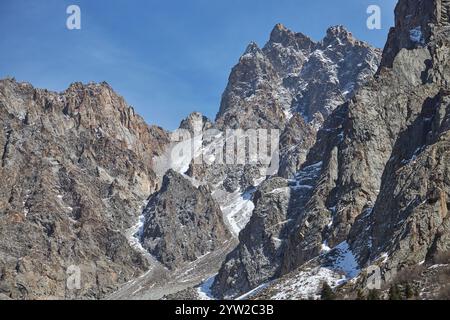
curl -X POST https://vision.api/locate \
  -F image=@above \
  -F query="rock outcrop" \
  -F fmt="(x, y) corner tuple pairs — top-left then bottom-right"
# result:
(0, 79), (169, 299)
(167, 25), (382, 252)
(140, 170), (231, 270)
(212, 178), (291, 298)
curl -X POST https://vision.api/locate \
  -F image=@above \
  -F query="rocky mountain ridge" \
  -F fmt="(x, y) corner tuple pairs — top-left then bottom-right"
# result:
(216, 24), (381, 131)
(0, 79), (169, 299)
(2, 0), (449, 301)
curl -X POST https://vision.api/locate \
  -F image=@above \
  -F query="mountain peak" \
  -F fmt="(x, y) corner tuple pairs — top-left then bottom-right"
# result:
(326, 25), (350, 36)
(268, 23), (313, 48)
(179, 111), (212, 133)
(324, 25), (354, 44)
(273, 23), (288, 32)
(244, 41), (262, 55)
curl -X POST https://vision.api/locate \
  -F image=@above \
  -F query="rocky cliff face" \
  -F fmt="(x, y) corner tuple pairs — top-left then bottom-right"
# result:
(212, 158), (323, 298)
(277, 113), (316, 178)
(140, 169), (231, 270)
(380, 0), (447, 69)
(166, 24), (381, 243)
(212, 0), (450, 299)
(212, 178), (291, 298)
(348, 0), (450, 278)
(0, 79), (169, 299)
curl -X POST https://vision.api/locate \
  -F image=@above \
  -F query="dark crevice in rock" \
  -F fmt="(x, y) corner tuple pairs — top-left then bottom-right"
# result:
(1, 130), (12, 167)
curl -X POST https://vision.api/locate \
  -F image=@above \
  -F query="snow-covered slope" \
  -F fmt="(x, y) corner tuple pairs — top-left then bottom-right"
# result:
(250, 241), (360, 300)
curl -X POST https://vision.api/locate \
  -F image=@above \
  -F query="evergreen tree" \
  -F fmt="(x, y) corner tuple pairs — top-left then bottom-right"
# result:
(367, 289), (381, 300)
(404, 283), (414, 299)
(389, 284), (402, 300)
(356, 289), (365, 300)
(320, 282), (336, 300)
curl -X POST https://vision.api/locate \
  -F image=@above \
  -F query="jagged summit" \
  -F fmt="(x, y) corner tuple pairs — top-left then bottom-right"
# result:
(243, 41), (263, 56)
(216, 23), (381, 129)
(268, 23), (314, 49)
(268, 23), (292, 43)
(323, 25), (354, 43)
(178, 111), (213, 133)
(325, 25), (351, 37)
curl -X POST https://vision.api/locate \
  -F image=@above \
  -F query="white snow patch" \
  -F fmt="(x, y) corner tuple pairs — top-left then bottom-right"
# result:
(428, 264), (448, 270)
(332, 242), (360, 278)
(236, 282), (271, 300)
(267, 267), (346, 300)
(219, 189), (255, 237)
(23, 203), (29, 217)
(253, 176), (266, 187)
(401, 147), (423, 165)
(289, 161), (322, 191)
(307, 161), (323, 170)
(269, 187), (290, 195)
(321, 241), (332, 253)
(170, 135), (203, 174)
(379, 253), (389, 264)
(259, 242), (360, 300)
(16, 110), (26, 121)
(291, 184), (313, 191)
(126, 200), (155, 263)
(283, 108), (294, 120)
(409, 26), (425, 45)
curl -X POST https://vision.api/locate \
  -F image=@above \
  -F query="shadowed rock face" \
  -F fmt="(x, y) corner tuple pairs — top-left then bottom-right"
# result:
(278, 113), (316, 178)
(379, 0), (449, 69)
(444, 0), (450, 24)
(212, 177), (297, 298)
(0, 79), (169, 299)
(140, 169), (231, 270)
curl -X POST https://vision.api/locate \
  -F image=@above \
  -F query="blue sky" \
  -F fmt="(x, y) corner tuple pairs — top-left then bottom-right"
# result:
(0, 0), (396, 130)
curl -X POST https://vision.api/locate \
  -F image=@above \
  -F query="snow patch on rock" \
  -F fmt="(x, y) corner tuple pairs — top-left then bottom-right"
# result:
(216, 188), (256, 237)
(264, 267), (347, 300)
(410, 26), (425, 45)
